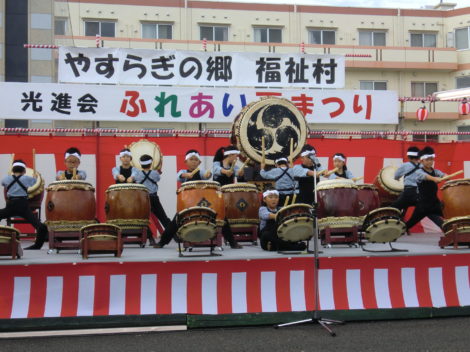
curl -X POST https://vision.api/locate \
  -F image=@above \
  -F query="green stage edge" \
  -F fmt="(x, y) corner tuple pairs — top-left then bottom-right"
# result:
(0, 307), (469, 332)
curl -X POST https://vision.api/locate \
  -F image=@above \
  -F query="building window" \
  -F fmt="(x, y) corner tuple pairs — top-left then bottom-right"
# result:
(142, 23), (172, 39)
(457, 126), (470, 141)
(410, 33), (437, 47)
(360, 81), (387, 90)
(412, 133), (439, 143)
(254, 27), (282, 43)
(5, 119), (28, 128)
(309, 29), (335, 45)
(358, 31), (386, 46)
(411, 82), (438, 97)
(455, 27), (469, 50)
(200, 26), (228, 41)
(54, 18), (67, 35)
(456, 76), (470, 89)
(84, 21), (115, 37)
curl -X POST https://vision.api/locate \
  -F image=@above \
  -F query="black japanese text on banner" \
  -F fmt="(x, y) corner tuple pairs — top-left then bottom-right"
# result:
(58, 47), (345, 89)
(1, 82), (398, 124)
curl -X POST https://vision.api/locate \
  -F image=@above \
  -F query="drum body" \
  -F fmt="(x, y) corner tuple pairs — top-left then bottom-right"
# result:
(357, 184), (380, 217)
(316, 179), (360, 218)
(231, 97), (308, 166)
(177, 207), (217, 242)
(80, 223), (122, 259)
(362, 207), (406, 243)
(441, 179), (470, 219)
(221, 183), (260, 227)
(177, 181), (225, 225)
(45, 181), (96, 222)
(373, 166), (403, 206)
(105, 184), (150, 222)
(276, 204), (314, 242)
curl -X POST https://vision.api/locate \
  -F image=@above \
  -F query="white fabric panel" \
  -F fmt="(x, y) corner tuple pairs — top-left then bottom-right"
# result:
(346, 269), (364, 309)
(428, 267), (446, 308)
(11, 277), (31, 319)
(374, 269), (392, 309)
(171, 273), (187, 314)
(347, 157), (365, 184)
(289, 270), (306, 312)
(44, 276), (63, 317)
(318, 269), (335, 310)
(260, 271), (277, 313)
(140, 274), (157, 315)
(201, 273), (218, 315)
(109, 275), (126, 315)
(401, 268), (419, 308)
(231, 272), (247, 314)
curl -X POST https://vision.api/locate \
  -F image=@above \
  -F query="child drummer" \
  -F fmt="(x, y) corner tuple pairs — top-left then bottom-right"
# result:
(56, 147), (87, 180)
(112, 148), (138, 184)
(328, 153), (354, 179)
(260, 156), (296, 206)
(154, 149), (239, 249)
(406, 146), (446, 231)
(292, 145), (326, 205)
(391, 146), (421, 214)
(212, 145), (245, 186)
(134, 154), (171, 229)
(177, 149), (211, 183)
(258, 189), (306, 252)
(0, 160), (48, 250)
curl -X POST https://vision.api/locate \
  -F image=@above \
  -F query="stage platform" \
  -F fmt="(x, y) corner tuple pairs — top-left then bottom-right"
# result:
(0, 233), (469, 331)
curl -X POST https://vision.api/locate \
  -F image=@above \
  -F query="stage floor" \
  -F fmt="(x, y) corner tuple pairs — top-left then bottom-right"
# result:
(2, 232), (469, 265)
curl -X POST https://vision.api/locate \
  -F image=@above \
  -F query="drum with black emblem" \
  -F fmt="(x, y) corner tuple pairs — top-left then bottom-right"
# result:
(221, 183), (260, 227)
(231, 97), (308, 166)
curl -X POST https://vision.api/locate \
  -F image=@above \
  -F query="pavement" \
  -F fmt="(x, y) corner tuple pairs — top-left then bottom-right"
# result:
(1, 317), (469, 351)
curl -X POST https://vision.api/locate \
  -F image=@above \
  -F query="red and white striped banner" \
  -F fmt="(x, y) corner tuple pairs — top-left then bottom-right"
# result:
(0, 255), (468, 319)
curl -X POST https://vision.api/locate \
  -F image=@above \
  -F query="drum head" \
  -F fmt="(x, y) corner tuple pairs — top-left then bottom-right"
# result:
(277, 217), (313, 242)
(441, 178), (470, 190)
(24, 168), (44, 199)
(365, 219), (406, 243)
(379, 166), (403, 193)
(177, 222), (217, 242)
(232, 97), (308, 166)
(129, 139), (162, 170)
(317, 179), (356, 190)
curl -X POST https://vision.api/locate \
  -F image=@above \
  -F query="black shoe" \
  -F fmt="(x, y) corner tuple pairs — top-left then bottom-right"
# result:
(230, 242), (243, 249)
(153, 242), (164, 248)
(148, 235), (156, 246)
(24, 243), (43, 250)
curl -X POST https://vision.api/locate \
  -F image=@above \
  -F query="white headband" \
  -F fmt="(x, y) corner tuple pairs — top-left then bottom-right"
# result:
(407, 151), (419, 157)
(333, 155), (346, 162)
(275, 158), (288, 164)
(420, 154), (435, 160)
(12, 162), (26, 168)
(65, 152), (81, 161)
(263, 190), (279, 198)
(140, 159), (153, 166)
(224, 150), (240, 156)
(119, 151), (132, 158)
(301, 150), (315, 157)
(185, 152), (200, 160)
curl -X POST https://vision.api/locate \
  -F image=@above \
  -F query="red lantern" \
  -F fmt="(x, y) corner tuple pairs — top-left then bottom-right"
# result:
(416, 106), (428, 121)
(459, 100), (470, 115)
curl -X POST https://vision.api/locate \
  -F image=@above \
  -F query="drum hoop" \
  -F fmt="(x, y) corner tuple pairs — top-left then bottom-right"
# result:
(234, 97), (307, 166)
(277, 216), (313, 232)
(366, 207), (401, 217)
(178, 206), (217, 217)
(317, 183), (358, 191)
(441, 179), (470, 190)
(0, 225), (21, 235)
(221, 183), (258, 192)
(365, 219), (406, 233)
(178, 181), (221, 193)
(106, 219), (149, 226)
(106, 184), (149, 193)
(45, 220), (98, 232)
(26, 169), (45, 199)
(318, 216), (362, 229)
(442, 216), (470, 228)
(47, 180), (95, 192)
(81, 223), (121, 232)
(275, 204), (313, 221)
(357, 184), (378, 191)
(444, 226), (470, 236)
(378, 168), (403, 194)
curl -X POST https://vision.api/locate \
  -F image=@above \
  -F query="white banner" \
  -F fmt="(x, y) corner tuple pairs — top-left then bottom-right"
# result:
(0, 82), (398, 124)
(58, 47), (345, 88)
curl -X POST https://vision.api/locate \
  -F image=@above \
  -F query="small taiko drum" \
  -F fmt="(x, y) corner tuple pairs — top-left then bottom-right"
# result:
(357, 184), (380, 217)
(0, 226), (22, 259)
(45, 180), (96, 222)
(177, 181), (225, 226)
(221, 183), (260, 227)
(105, 184), (150, 223)
(362, 207), (406, 243)
(317, 179), (360, 218)
(80, 223), (122, 259)
(441, 179), (470, 219)
(373, 166), (403, 206)
(177, 206), (217, 242)
(442, 216), (470, 235)
(276, 204), (314, 242)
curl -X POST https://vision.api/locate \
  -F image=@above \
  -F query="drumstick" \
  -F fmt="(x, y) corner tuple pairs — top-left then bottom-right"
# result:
(32, 148), (36, 173)
(352, 176), (364, 182)
(291, 193), (297, 204)
(323, 167), (339, 177)
(261, 136), (266, 164)
(440, 170), (464, 183)
(8, 153), (15, 175)
(289, 138), (294, 164)
(189, 167), (200, 178)
(241, 158), (250, 169)
(283, 195), (290, 207)
(72, 167), (77, 180)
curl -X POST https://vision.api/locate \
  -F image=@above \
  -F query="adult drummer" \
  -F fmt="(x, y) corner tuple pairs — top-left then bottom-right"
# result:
(406, 146), (446, 231)
(391, 146), (421, 214)
(178, 149), (211, 183)
(112, 148), (138, 184)
(328, 153), (354, 179)
(260, 157), (296, 206)
(0, 160), (48, 250)
(56, 147), (87, 180)
(258, 189), (306, 251)
(134, 154), (171, 228)
(212, 145), (245, 186)
(292, 145), (325, 205)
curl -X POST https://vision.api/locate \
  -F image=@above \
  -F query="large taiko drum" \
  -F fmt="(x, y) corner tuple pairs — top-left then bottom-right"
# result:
(441, 179), (470, 219)
(317, 179), (360, 218)
(105, 184), (150, 224)
(373, 166), (403, 206)
(177, 181), (225, 226)
(129, 139), (163, 170)
(45, 180), (96, 222)
(221, 183), (260, 227)
(231, 97), (308, 166)
(357, 184), (380, 217)
(276, 204), (314, 242)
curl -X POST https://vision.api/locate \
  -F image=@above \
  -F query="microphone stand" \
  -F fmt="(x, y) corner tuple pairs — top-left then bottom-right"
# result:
(275, 168), (344, 336)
